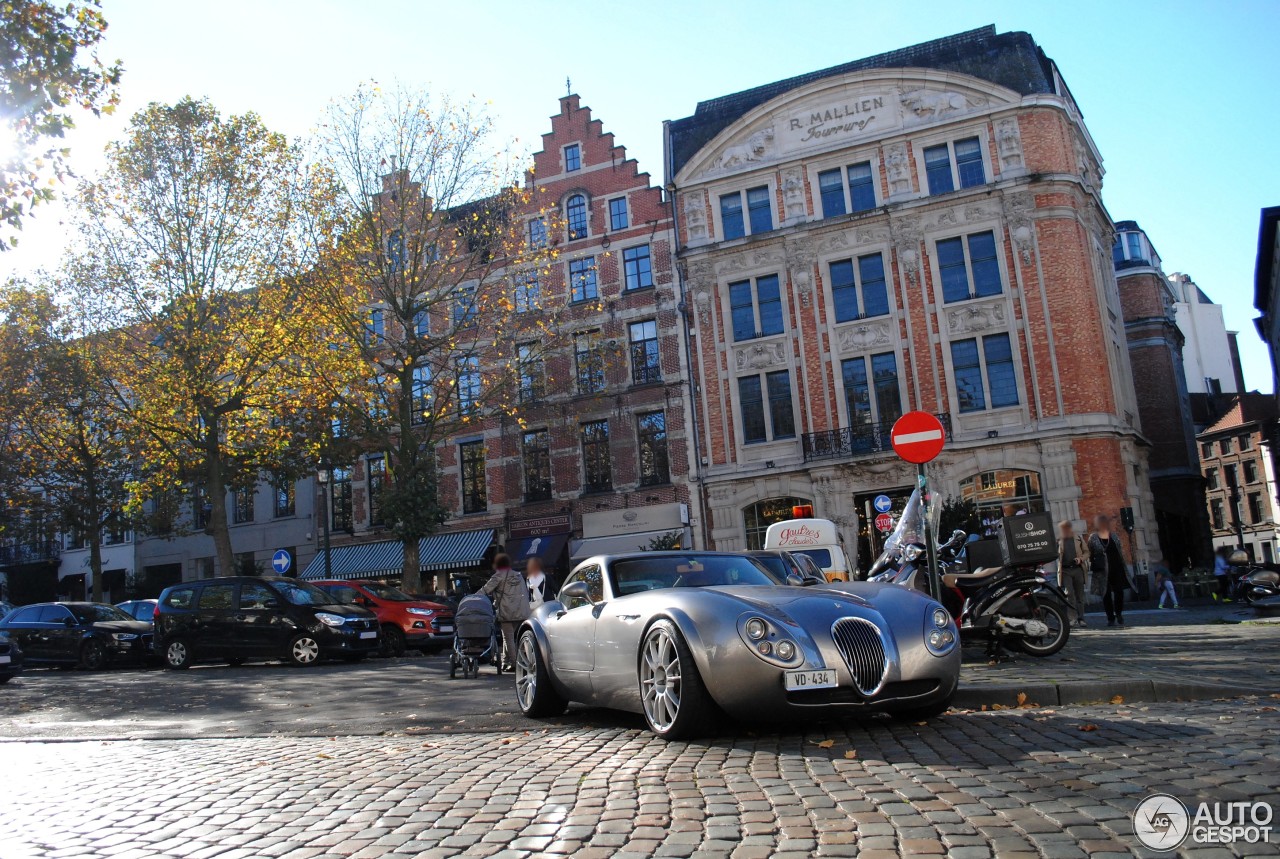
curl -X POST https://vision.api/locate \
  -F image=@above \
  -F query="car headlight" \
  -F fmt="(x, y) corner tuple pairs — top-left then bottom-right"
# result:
(315, 612), (346, 627)
(932, 608), (950, 629)
(745, 618), (768, 640)
(775, 640), (796, 661)
(739, 616), (802, 666)
(406, 607), (434, 616)
(112, 633), (138, 641)
(924, 604), (957, 656)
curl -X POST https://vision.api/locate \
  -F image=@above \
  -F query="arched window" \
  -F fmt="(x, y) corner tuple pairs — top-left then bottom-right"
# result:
(566, 194), (588, 240)
(743, 496), (813, 550)
(959, 469), (1044, 538)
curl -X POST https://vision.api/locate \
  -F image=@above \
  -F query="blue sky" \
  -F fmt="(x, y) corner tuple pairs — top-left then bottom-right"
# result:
(4, 0), (1277, 391)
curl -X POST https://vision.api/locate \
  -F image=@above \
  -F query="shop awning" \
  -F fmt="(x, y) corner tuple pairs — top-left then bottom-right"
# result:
(419, 529), (496, 571)
(506, 533), (570, 568)
(300, 539), (405, 581)
(570, 529), (686, 561)
(300, 528), (495, 581)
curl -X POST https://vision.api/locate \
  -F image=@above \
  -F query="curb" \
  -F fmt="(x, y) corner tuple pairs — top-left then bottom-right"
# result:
(953, 679), (1264, 709)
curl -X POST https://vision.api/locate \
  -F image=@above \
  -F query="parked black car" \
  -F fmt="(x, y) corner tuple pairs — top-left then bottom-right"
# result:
(154, 576), (380, 669)
(116, 599), (158, 622)
(0, 631), (23, 683)
(0, 602), (152, 669)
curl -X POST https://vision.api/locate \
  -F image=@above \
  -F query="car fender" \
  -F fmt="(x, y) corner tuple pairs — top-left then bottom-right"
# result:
(519, 615), (576, 701)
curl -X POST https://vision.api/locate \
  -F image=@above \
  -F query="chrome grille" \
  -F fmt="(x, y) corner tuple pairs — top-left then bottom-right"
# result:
(831, 617), (889, 696)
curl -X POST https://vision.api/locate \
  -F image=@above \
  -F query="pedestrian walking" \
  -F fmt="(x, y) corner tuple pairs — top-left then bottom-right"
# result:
(1153, 560), (1180, 609)
(1212, 546), (1233, 603)
(1088, 514), (1132, 627)
(1056, 520), (1089, 626)
(525, 557), (551, 610)
(480, 553), (530, 671)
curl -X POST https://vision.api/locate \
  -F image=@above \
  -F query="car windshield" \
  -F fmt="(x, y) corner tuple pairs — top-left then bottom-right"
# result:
(750, 554), (790, 578)
(610, 555), (782, 596)
(69, 604), (133, 624)
(790, 548), (833, 569)
(273, 581), (337, 606)
(360, 582), (413, 602)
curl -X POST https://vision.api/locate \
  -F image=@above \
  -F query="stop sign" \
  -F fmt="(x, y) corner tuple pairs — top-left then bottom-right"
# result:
(875, 513), (893, 532)
(890, 411), (946, 464)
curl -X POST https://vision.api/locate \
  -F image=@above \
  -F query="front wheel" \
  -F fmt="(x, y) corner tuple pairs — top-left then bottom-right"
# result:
(638, 620), (713, 740)
(1014, 599), (1070, 657)
(79, 639), (109, 671)
(286, 634), (322, 667)
(380, 625), (406, 658)
(514, 629), (567, 717)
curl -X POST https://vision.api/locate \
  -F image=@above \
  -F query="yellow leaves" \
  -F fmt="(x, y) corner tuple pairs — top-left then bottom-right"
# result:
(811, 739), (835, 749)
(1109, 695), (1124, 705)
(1078, 723), (1098, 732)
(843, 749), (858, 760)
(1016, 691), (1027, 706)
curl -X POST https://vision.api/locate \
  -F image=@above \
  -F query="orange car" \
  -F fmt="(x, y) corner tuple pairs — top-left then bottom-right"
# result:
(311, 580), (453, 657)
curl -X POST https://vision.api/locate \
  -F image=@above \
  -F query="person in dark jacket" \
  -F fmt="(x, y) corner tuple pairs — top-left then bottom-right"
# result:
(1088, 514), (1131, 627)
(480, 553), (530, 671)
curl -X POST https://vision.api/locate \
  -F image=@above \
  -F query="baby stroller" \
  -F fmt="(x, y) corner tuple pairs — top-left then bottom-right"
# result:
(449, 593), (501, 679)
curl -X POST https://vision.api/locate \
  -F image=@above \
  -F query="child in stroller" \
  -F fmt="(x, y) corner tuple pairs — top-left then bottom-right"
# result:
(449, 593), (502, 679)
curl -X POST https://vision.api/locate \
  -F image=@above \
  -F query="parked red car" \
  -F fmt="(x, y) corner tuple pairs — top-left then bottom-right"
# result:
(311, 580), (453, 657)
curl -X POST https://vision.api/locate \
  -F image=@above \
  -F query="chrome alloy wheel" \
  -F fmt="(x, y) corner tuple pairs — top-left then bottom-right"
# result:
(515, 634), (538, 711)
(292, 636), (320, 664)
(640, 627), (683, 732)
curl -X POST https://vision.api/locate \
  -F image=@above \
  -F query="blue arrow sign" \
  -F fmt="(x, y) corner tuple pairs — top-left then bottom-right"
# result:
(271, 549), (293, 575)
(873, 495), (893, 514)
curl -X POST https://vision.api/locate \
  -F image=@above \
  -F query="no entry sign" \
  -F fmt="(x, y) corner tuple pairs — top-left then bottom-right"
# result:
(875, 513), (894, 532)
(890, 411), (946, 464)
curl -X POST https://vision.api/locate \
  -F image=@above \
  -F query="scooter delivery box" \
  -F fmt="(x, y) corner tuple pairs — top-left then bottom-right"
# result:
(996, 513), (1057, 567)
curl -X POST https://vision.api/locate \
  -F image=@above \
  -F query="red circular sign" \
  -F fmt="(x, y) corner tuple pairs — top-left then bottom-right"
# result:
(875, 513), (894, 532)
(890, 411), (946, 464)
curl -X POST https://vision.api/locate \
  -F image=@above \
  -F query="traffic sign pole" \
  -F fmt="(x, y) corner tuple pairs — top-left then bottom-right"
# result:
(891, 412), (948, 604)
(918, 464), (941, 602)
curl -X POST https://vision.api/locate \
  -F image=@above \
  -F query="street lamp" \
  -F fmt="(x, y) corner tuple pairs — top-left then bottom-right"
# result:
(316, 464), (332, 581)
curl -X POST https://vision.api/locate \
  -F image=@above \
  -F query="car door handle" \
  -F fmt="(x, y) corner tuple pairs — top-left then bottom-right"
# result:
(617, 614), (641, 621)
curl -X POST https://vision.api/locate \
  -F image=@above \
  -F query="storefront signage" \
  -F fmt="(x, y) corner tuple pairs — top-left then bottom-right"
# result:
(780, 91), (899, 150)
(509, 514), (572, 539)
(583, 503), (689, 539)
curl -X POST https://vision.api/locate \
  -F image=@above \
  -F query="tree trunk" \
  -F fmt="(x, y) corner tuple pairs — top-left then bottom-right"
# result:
(402, 537), (421, 594)
(89, 534), (104, 602)
(204, 422), (235, 577)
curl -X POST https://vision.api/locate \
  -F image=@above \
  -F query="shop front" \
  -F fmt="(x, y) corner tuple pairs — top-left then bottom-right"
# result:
(960, 469), (1046, 538)
(505, 514), (572, 579)
(571, 503), (692, 562)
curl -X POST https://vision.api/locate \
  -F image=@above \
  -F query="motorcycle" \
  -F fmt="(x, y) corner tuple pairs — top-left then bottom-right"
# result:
(1227, 549), (1280, 608)
(867, 489), (1071, 660)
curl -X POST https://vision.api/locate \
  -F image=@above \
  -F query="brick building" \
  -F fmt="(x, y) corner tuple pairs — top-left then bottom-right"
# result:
(304, 96), (693, 589)
(665, 26), (1156, 574)
(1198, 394), (1280, 563)
(1111, 221), (1211, 570)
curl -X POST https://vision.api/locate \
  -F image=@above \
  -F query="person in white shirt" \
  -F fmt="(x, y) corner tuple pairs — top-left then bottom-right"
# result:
(525, 557), (551, 610)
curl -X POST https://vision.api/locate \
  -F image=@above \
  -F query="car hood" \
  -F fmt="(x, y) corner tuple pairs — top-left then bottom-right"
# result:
(313, 603), (377, 619)
(92, 620), (153, 634)
(690, 582), (937, 626)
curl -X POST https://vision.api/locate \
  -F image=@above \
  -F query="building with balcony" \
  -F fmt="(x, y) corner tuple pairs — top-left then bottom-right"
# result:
(1112, 221), (1211, 570)
(1198, 393), (1279, 562)
(666, 26), (1156, 572)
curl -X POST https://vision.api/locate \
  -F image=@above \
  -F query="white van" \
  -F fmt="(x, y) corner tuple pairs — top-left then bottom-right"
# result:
(763, 518), (852, 582)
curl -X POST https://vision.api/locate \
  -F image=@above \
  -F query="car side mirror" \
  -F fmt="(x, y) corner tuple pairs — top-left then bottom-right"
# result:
(560, 581), (595, 606)
(785, 572), (808, 587)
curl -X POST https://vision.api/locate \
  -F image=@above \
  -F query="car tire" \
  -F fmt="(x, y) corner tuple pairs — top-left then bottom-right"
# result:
(1013, 599), (1070, 657)
(380, 625), (406, 658)
(163, 638), (193, 670)
(286, 634), (322, 667)
(79, 639), (109, 671)
(514, 628), (567, 718)
(638, 620), (713, 740)
(891, 694), (954, 721)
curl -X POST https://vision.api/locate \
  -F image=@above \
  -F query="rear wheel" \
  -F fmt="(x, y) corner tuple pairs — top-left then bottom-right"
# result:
(286, 634), (322, 667)
(514, 629), (567, 718)
(449, 653), (458, 679)
(163, 638), (193, 670)
(380, 625), (406, 658)
(1014, 598), (1070, 657)
(639, 620), (713, 740)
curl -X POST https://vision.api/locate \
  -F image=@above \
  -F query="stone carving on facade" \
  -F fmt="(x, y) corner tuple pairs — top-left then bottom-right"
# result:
(734, 340), (787, 371)
(963, 202), (999, 223)
(683, 193), (708, 243)
(837, 320), (892, 353)
(710, 126), (776, 172)
(900, 89), (988, 124)
(933, 209), (958, 228)
(891, 214), (922, 286)
(819, 231), (851, 253)
(786, 236), (816, 307)
(1072, 132), (1098, 190)
(995, 118), (1024, 171)
(884, 143), (912, 196)
(781, 167), (806, 221)
(1003, 192), (1036, 265)
(854, 225), (890, 245)
(946, 300), (1007, 336)
(685, 260), (714, 325)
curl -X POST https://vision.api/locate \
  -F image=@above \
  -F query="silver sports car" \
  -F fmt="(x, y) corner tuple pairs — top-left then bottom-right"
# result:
(513, 551), (961, 739)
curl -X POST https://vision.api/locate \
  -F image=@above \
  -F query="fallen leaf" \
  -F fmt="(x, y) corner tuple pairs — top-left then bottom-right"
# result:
(843, 750), (858, 759)
(1078, 724), (1098, 732)
(980, 704), (988, 711)
(1110, 695), (1124, 705)
(812, 739), (835, 749)
(317, 752), (333, 759)
(1016, 692), (1027, 706)
(914, 721), (928, 727)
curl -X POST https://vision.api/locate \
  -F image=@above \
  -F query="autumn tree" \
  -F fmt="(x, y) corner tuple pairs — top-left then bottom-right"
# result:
(0, 279), (134, 601)
(72, 97), (338, 578)
(309, 84), (565, 592)
(0, 0), (121, 244)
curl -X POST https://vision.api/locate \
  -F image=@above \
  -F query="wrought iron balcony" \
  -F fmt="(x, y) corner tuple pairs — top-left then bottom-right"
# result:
(801, 414), (951, 463)
(0, 540), (62, 568)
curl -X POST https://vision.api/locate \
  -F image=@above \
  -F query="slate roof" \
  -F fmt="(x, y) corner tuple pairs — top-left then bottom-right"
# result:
(665, 25), (1062, 179)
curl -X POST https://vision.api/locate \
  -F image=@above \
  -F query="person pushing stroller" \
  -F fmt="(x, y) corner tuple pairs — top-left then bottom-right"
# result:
(480, 553), (530, 671)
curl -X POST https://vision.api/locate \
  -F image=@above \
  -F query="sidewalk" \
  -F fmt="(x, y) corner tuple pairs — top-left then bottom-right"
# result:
(955, 600), (1279, 708)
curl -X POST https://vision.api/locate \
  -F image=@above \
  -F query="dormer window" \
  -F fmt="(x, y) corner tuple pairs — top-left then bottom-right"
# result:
(566, 194), (588, 240)
(564, 144), (581, 172)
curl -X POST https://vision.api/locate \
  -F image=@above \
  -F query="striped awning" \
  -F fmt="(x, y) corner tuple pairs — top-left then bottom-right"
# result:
(300, 528), (495, 581)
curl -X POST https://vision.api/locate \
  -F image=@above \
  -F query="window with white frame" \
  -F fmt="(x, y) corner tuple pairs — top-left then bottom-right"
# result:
(923, 136), (985, 195)
(937, 231), (1003, 304)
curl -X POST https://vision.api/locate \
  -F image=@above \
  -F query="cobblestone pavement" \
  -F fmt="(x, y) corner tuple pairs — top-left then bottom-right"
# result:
(3, 699), (1279, 859)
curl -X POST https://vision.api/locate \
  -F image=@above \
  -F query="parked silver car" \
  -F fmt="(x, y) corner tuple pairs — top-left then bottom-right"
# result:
(513, 551), (961, 739)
